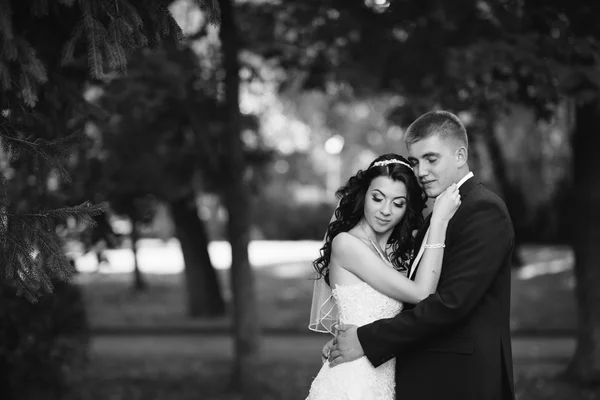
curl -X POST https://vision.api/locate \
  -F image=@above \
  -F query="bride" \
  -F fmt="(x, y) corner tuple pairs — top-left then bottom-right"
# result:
(306, 153), (460, 400)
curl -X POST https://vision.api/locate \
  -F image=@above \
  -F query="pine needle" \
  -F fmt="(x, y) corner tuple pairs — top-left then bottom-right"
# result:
(61, 20), (85, 66)
(195, 0), (221, 26)
(83, 3), (105, 78)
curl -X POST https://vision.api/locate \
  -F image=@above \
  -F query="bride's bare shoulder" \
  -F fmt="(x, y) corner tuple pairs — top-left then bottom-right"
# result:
(332, 231), (355, 247)
(331, 231), (367, 256)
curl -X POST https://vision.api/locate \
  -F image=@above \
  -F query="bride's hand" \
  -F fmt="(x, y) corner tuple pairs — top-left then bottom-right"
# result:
(431, 183), (461, 224)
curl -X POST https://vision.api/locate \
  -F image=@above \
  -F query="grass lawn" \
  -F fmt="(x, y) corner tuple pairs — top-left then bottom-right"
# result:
(68, 244), (596, 400)
(75, 244), (576, 334)
(66, 352), (599, 400)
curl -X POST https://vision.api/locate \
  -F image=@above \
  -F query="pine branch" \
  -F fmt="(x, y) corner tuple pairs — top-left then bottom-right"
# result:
(164, 12), (184, 42)
(61, 19), (85, 66)
(82, 2), (106, 78)
(103, 41), (121, 71)
(0, 119), (23, 162)
(195, 0), (221, 25)
(111, 17), (135, 50)
(106, 19), (129, 72)
(20, 48), (48, 84)
(35, 229), (71, 278)
(19, 71), (39, 107)
(0, 202), (104, 301)
(0, 130), (84, 183)
(3, 233), (43, 301)
(15, 37), (48, 84)
(119, 0), (144, 30)
(19, 202), (104, 227)
(29, 133), (85, 183)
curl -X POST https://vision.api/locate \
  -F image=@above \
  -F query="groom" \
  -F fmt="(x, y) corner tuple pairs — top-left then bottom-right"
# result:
(327, 111), (515, 399)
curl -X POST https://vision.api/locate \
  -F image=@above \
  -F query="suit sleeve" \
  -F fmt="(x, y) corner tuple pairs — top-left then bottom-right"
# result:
(357, 199), (514, 367)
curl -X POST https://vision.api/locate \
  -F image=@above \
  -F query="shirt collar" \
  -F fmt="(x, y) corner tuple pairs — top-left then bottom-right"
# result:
(456, 171), (474, 189)
(435, 171), (474, 200)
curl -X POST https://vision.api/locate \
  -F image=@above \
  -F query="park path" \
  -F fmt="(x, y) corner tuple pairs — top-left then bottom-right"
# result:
(92, 334), (575, 364)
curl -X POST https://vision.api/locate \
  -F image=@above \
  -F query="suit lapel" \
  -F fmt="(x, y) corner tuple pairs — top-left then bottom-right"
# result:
(458, 175), (478, 198)
(414, 213), (431, 251)
(414, 213), (431, 253)
(408, 213), (431, 280)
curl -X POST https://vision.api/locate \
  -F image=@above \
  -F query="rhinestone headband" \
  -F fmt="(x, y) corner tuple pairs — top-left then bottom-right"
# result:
(371, 159), (413, 170)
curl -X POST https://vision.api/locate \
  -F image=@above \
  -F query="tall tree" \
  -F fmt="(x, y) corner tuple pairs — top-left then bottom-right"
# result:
(97, 43), (226, 315)
(219, 0), (261, 391)
(569, 100), (600, 382)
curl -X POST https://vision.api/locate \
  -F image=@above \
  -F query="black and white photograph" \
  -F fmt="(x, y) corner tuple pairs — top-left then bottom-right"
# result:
(0, 1), (598, 399)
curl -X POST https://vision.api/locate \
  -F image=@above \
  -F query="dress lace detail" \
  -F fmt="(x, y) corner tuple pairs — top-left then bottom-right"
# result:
(306, 281), (403, 400)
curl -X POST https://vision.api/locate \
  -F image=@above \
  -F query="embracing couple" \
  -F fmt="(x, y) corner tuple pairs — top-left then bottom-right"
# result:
(306, 111), (515, 400)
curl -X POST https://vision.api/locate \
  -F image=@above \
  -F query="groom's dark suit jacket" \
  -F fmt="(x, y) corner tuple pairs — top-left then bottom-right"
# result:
(357, 177), (515, 400)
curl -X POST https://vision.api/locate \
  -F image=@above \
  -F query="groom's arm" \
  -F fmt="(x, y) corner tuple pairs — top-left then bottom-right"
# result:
(357, 198), (514, 367)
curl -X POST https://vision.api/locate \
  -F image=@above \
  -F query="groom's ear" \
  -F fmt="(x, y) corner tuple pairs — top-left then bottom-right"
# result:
(455, 146), (468, 167)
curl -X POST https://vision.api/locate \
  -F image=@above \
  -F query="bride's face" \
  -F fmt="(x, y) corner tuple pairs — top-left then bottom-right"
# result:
(363, 176), (407, 235)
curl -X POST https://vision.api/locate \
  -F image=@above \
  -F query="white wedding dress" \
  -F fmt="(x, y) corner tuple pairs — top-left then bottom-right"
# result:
(306, 280), (404, 400)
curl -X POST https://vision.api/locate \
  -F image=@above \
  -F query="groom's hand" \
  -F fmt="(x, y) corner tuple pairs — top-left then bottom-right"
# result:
(328, 324), (363, 367)
(321, 339), (334, 364)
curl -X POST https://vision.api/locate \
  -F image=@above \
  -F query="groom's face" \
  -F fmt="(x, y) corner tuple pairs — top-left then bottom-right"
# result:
(407, 134), (460, 198)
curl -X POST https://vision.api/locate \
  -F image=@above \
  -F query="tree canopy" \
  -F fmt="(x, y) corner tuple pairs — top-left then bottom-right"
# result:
(0, 0), (220, 299)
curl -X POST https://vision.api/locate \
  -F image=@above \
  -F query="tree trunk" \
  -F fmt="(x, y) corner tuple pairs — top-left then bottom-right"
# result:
(566, 100), (600, 384)
(482, 114), (525, 267)
(169, 196), (225, 317)
(130, 218), (147, 292)
(219, 0), (261, 393)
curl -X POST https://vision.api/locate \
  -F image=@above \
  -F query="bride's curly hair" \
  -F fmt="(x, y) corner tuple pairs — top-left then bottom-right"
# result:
(313, 153), (426, 285)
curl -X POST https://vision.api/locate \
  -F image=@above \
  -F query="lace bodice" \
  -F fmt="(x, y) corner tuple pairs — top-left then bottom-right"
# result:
(333, 281), (403, 327)
(306, 281), (403, 400)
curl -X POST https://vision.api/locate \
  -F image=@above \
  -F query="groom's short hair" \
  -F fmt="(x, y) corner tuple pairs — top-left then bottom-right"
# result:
(404, 110), (468, 149)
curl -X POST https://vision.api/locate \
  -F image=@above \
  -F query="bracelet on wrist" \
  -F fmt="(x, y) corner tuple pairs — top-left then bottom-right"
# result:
(424, 243), (445, 249)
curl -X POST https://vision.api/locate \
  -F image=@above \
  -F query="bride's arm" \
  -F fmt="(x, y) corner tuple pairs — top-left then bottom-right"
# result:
(410, 217), (448, 300)
(410, 185), (461, 298)
(332, 231), (446, 304)
(332, 185), (459, 304)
